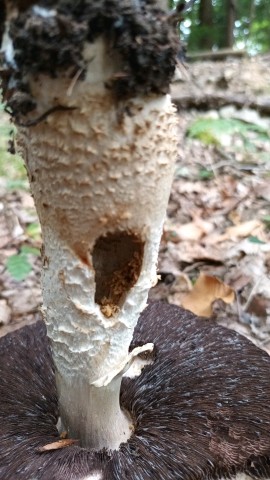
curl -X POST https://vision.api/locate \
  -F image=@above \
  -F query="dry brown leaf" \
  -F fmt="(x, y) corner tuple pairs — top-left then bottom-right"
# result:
(178, 182), (205, 194)
(206, 220), (264, 244)
(226, 240), (270, 263)
(228, 273), (252, 292)
(164, 219), (214, 243)
(254, 180), (270, 202)
(12, 287), (41, 316)
(182, 273), (235, 317)
(228, 210), (241, 225)
(247, 295), (270, 320)
(0, 316), (37, 338)
(164, 222), (202, 242)
(0, 202), (24, 248)
(162, 240), (224, 266)
(226, 220), (263, 239)
(0, 300), (11, 326)
(37, 439), (78, 453)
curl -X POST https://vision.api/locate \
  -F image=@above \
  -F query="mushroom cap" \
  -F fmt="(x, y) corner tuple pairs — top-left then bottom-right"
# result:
(1, 301), (270, 480)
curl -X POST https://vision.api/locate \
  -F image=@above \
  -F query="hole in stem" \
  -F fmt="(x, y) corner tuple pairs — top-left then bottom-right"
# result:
(92, 231), (144, 317)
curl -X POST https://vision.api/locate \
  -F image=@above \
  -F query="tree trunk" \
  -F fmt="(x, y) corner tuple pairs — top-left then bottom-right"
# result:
(199, 0), (214, 50)
(226, 0), (236, 48)
(1, 1), (178, 449)
(246, 0), (256, 46)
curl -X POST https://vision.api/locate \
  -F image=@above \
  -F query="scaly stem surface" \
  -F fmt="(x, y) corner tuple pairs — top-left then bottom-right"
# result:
(2, 6), (178, 449)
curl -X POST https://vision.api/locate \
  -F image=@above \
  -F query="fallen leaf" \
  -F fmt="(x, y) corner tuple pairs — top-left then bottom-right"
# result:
(254, 180), (270, 202)
(182, 272), (235, 317)
(228, 210), (241, 225)
(178, 182), (205, 194)
(37, 439), (78, 453)
(158, 241), (223, 273)
(0, 299), (11, 325)
(206, 220), (265, 244)
(226, 220), (263, 239)
(228, 273), (252, 292)
(11, 287), (41, 316)
(246, 295), (270, 320)
(0, 201), (24, 247)
(0, 316), (37, 338)
(226, 238), (270, 258)
(164, 219), (214, 243)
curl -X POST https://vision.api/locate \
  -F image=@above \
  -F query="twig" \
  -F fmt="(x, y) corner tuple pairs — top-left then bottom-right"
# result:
(67, 69), (84, 97)
(13, 106), (77, 128)
(244, 276), (264, 312)
(183, 261), (205, 273)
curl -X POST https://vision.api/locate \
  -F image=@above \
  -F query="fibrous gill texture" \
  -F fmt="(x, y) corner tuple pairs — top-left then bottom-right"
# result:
(2, 305), (270, 477)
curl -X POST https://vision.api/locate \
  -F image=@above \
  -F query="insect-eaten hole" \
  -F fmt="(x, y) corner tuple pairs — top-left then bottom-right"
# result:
(92, 231), (144, 318)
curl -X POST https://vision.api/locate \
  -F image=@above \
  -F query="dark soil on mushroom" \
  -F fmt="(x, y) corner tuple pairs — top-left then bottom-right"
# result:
(2, 0), (179, 118)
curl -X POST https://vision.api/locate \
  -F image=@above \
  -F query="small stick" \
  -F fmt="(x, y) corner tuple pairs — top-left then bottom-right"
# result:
(11, 106), (77, 128)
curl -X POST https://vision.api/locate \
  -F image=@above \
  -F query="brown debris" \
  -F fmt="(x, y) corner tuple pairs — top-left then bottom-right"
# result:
(37, 439), (79, 453)
(181, 272), (235, 317)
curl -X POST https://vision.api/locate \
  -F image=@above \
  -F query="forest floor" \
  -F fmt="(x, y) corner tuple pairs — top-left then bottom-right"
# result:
(0, 53), (269, 354)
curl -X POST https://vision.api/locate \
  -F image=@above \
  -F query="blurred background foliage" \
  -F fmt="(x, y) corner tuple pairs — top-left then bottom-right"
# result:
(169, 0), (270, 54)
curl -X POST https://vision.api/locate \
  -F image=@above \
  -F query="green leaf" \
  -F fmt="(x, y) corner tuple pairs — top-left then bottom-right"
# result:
(26, 222), (41, 241)
(187, 117), (269, 147)
(262, 215), (270, 227)
(248, 236), (266, 245)
(6, 179), (28, 191)
(198, 168), (214, 180)
(6, 253), (32, 281)
(21, 245), (40, 256)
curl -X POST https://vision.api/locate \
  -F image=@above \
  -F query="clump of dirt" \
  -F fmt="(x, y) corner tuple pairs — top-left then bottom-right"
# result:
(1, 0), (179, 117)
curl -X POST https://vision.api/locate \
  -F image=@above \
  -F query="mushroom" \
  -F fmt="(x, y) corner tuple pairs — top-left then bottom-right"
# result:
(1, 303), (270, 479)
(1, 1), (270, 479)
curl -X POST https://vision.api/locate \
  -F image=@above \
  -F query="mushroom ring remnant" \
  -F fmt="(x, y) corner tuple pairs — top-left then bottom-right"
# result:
(1, 301), (270, 480)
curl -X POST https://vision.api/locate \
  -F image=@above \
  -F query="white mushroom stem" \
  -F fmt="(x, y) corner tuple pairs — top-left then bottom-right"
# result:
(17, 38), (178, 448)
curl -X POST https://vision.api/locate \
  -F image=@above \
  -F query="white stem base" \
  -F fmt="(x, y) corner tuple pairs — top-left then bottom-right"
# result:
(57, 373), (133, 450)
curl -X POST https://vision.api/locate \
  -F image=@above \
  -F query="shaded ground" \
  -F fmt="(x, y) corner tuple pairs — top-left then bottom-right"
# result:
(0, 54), (269, 353)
